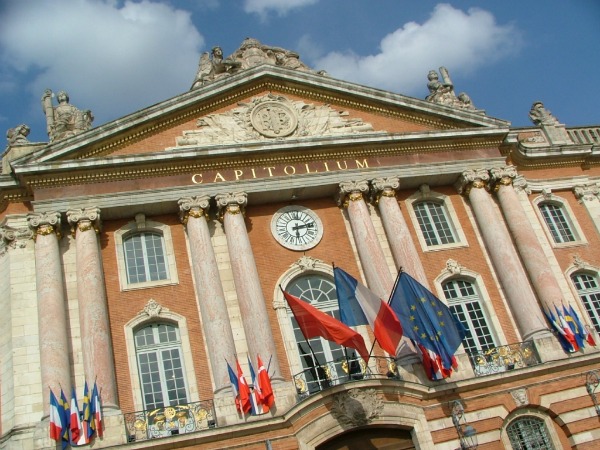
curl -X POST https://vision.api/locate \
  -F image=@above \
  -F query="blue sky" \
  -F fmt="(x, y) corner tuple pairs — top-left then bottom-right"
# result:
(1, 0), (599, 144)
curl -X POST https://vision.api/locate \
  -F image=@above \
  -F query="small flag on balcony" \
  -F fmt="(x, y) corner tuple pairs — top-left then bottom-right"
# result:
(227, 361), (241, 412)
(544, 307), (577, 352)
(91, 381), (103, 438)
(247, 357), (263, 415)
(236, 360), (252, 414)
(78, 382), (91, 445)
(69, 387), (81, 444)
(59, 389), (70, 449)
(49, 390), (63, 442)
(257, 354), (274, 410)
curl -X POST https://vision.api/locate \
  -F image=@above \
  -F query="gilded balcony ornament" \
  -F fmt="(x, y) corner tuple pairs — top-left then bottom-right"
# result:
(178, 196), (211, 225)
(27, 211), (62, 241)
(215, 192), (247, 221)
(66, 207), (101, 237)
(336, 180), (369, 208)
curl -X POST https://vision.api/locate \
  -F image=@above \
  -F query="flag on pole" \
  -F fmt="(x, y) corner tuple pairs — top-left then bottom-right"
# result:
(59, 389), (70, 449)
(247, 357), (262, 415)
(544, 307), (576, 353)
(389, 271), (466, 380)
(91, 381), (103, 438)
(569, 304), (597, 346)
(257, 354), (274, 410)
(237, 360), (252, 414)
(227, 360), (241, 412)
(282, 289), (370, 363)
(78, 382), (91, 444)
(49, 390), (63, 442)
(69, 387), (81, 445)
(333, 267), (403, 357)
(555, 306), (579, 351)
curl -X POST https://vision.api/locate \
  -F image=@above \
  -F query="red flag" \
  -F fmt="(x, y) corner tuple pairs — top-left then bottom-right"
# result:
(236, 360), (252, 414)
(257, 355), (274, 410)
(283, 290), (370, 364)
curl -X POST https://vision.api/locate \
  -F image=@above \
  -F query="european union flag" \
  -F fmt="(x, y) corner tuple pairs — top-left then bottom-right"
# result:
(389, 272), (466, 371)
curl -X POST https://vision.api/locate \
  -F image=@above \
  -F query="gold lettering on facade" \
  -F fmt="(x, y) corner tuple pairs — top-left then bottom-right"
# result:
(355, 159), (369, 169)
(234, 169), (244, 180)
(324, 162), (331, 172)
(192, 173), (203, 184)
(251, 168), (257, 178)
(337, 161), (348, 170)
(284, 165), (296, 175)
(305, 163), (317, 174)
(214, 172), (226, 182)
(264, 167), (276, 176)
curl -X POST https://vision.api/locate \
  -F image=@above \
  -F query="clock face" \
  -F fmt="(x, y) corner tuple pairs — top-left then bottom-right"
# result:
(271, 206), (323, 251)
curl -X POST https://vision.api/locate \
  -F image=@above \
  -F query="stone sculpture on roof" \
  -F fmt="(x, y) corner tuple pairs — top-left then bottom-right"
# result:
(425, 67), (476, 111)
(41, 89), (94, 143)
(6, 124), (30, 147)
(191, 38), (322, 89)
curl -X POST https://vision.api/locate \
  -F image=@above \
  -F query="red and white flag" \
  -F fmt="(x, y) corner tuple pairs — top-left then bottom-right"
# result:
(257, 354), (274, 411)
(236, 360), (252, 414)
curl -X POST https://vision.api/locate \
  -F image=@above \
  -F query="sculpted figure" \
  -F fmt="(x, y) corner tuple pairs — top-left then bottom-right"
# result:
(425, 67), (476, 110)
(529, 101), (559, 126)
(275, 51), (311, 72)
(6, 124), (30, 146)
(191, 46), (241, 89)
(41, 90), (93, 142)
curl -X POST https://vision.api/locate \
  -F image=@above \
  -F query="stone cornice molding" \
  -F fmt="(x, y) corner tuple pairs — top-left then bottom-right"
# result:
(455, 168), (490, 196)
(336, 180), (369, 207)
(178, 195), (211, 225)
(215, 192), (247, 221)
(370, 176), (400, 204)
(574, 183), (600, 202)
(0, 225), (34, 253)
(66, 207), (101, 237)
(27, 211), (62, 241)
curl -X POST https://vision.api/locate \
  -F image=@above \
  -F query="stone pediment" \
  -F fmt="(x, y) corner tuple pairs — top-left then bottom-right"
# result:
(174, 93), (376, 147)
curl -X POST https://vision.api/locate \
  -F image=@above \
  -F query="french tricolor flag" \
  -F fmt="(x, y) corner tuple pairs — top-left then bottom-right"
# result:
(334, 267), (403, 357)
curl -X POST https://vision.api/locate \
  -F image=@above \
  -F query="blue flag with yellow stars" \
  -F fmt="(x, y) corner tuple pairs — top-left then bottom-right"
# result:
(389, 271), (466, 372)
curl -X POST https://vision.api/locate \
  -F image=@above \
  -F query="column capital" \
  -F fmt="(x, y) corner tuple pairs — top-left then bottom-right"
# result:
(490, 166), (518, 192)
(0, 225), (34, 253)
(66, 207), (101, 237)
(215, 192), (247, 221)
(370, 177), (400, 204)
(574, 183), (600, 202)
(27, 211), (62, 240)
(178, 195), (211, 225)
(455, 169), (490, 196)
(336, 179), (369, 207)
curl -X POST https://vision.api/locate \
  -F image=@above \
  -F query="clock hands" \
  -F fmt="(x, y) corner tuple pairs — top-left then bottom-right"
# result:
(291, 221), (314, 232)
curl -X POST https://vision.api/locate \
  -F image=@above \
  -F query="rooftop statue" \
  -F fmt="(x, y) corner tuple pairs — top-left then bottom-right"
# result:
(528, 101), (560, 126)
(41, 89), (94, 142)
(6, 124), (30, 147)
(425, 67), (476, 111)
(191, 38), (322, 89)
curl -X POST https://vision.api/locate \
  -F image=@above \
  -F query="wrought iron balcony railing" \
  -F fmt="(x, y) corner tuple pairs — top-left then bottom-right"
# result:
(293, 355), (401, 399)
(467, 341), (541, 377)
(124, 399), (216, 442)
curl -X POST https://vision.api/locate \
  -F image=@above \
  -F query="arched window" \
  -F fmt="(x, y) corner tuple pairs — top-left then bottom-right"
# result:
(506, 416), (555, 449)
(413, 200), (457, 246)
(571, 272), (600, 333)
(442, 279), (496, 354)
(124, 232), (168, 284)
(539, 202), (576, 243)
(134, 323), (189, 410)
(286, 274), (347, 393)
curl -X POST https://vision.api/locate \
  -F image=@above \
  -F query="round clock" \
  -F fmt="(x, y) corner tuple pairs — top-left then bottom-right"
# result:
(271, 205), (323, 251)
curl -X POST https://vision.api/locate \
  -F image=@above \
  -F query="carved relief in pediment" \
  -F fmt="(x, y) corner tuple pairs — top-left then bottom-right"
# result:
(175, 94), (375, 147)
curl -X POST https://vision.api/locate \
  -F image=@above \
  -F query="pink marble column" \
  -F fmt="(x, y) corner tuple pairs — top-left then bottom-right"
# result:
(491, 167), (563, 311)
(337, 180), (394, 299)
(27, 212), (71, 416)
(178, 196), (236, 392)
(371, 177), (429, 288)
(215, 192), (282, 379)
(66, 208), (118, 408)
(456, 169), (548, 341)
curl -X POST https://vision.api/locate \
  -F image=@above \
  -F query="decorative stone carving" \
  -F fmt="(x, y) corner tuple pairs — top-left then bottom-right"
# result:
(292, 255), (319, 272)
(574, 184), (600, 202)
(140, 299), (166, 318)
(331, 388), (383, 427)
(175, 93), (374, 146)
(371, 177), (400, 203)
(573, 255), (592, 270)
(455, 169), (490, 195)
(42, 89), (93, 142)
(511, 388), (529, 406)
(528, 102), (571, 145)
(178, 196), (211, 224)
(0, 225), (34, 253)
(425, 67), (477, 111)
(190, 38), (322, 89)
(28, 211), (62, 240)
(6, 124), (30, 146)
(215, 192), (247, 220)
(445, 259), (463, 275)
(512, 175), (531, 194)
(336, 180), (370, 207)
(66, 207), (101, 236)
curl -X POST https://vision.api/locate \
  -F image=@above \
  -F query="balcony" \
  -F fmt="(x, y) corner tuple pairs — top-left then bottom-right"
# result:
(293, 355), (401, 398)
(124, 399), (216, 443)
(467, 341), (542, 377)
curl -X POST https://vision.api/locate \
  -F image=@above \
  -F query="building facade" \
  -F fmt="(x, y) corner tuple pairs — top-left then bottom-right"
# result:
(1, 38), (600, 449)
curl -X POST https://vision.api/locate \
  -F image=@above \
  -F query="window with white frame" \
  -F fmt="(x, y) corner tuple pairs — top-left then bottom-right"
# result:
(286, 274), (349, 394)
(539, 202), (577, 243)
(134, 323), (189, 410)
(413, 200), (457, 246)
(506, 416), (555, 450)
(571, 272), (600, 333)
(442, 279), (496, 355)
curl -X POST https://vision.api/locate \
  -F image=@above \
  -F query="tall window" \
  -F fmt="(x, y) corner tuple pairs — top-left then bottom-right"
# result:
(507, 416), (555, 449)
(539, 203), (576, 243)
(572, 272), (600, 333)
(413, 201), (456, 246)
(124, 232), (168, 284)
(287, 274), (347, 394)
(134, 323), (188, 410)
(442, 279), (496, 354)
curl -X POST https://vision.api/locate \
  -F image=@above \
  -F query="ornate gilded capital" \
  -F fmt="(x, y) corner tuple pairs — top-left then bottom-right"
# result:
(0, 225), (34, 252)
(574, 183), (600, 202)
(66, 207), (101, 237)
(336, 180), (369, 208)
(490, 166), (518, 192)
(370, 177), (400, 204)
(178, 196), (211, 225)
(27, 212), (62, 241)
(455, 169), (490, 196)
(215, 192), (247, 221)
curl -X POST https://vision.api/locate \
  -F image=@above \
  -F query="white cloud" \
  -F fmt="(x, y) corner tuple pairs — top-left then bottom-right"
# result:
(315, 3), (521, 95)
(0, 0), (204, 126)
(243, 0), (318, 19)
